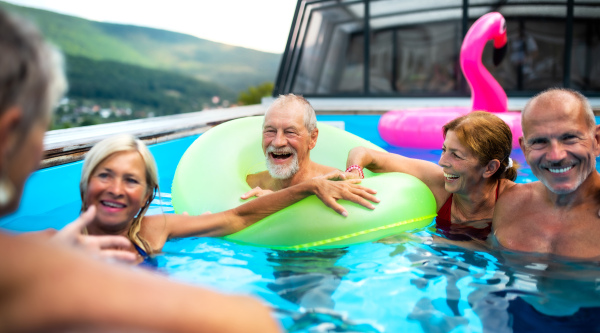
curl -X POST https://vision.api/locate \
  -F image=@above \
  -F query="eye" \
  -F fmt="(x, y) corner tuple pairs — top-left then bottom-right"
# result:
(529, 138), (548, 149)
(125, 177), (140, 185)
(96, 172), (109, 179)
(562, 134), (578, 143)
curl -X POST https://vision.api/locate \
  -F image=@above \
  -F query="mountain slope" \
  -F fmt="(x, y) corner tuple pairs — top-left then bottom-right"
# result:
(0, 1), (281, 93)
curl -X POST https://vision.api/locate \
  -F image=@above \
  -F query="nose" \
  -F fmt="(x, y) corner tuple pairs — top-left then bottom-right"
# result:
(271, 130), (287, 147)
(546, 140), (568, 162)
(438, 151), (449, 168)
(107, 178), (125, 197)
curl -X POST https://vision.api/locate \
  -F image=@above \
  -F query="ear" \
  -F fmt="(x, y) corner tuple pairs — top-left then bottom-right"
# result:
(593, 125), (600, 156)
(308, 128), (318, 150)
(518, 136), (525, 151)
(483, 159), (501, 179)
(0, 106), (23, 160)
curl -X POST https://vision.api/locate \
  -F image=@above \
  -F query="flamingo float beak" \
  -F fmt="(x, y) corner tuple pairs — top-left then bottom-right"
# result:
(492, 20), (507, 66)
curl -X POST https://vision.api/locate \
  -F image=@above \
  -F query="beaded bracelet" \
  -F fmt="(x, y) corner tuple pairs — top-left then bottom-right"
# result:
(345, 165), (364, 179)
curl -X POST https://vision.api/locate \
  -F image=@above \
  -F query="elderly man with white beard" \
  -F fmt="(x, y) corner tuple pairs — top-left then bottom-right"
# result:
(242, 94), (378, 216)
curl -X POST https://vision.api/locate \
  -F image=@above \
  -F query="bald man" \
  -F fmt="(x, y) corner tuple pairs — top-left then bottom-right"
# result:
(492, 88), (600, 258)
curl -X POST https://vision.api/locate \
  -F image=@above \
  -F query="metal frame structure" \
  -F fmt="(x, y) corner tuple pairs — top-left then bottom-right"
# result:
(274, 0), (599, 98)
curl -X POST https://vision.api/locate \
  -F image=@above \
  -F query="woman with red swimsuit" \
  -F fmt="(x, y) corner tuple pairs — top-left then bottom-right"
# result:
(345, 111), (518, 241)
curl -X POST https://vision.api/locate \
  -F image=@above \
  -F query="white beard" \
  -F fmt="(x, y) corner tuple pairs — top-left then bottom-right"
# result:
(265, 146), (299, 180)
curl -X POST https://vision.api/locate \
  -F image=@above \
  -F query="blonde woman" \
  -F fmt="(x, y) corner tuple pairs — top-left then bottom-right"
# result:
(80, 134), (378, 257)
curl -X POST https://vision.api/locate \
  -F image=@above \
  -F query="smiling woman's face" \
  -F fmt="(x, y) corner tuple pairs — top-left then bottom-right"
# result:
(438, 130), (487, 194)
(85, 150), (150, 233)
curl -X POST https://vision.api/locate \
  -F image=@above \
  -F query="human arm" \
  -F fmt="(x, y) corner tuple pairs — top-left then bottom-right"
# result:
(0, 233), (280, 333)
(346, 146), (445, 190)
(143, 178), (379, 249)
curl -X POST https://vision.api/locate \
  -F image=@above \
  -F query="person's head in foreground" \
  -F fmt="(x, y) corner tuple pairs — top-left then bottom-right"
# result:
(262, 93), (318, 179)
(520, 87), (599, 195)
(439, 111), (517, 194)
(0, 9), (66, 216)
(80, 134), (158, 250)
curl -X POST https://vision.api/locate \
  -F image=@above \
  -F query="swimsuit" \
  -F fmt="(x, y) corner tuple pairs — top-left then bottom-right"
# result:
(134, 243), (148, 257)
(435, 180), (499, 241)
(134, 243), (157, 268)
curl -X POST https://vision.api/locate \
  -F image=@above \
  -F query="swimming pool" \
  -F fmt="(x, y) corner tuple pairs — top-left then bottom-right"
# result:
(2, 115), (600, 332)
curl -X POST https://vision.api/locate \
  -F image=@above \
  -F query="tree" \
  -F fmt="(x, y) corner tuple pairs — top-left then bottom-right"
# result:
(237, 82), (274, 106)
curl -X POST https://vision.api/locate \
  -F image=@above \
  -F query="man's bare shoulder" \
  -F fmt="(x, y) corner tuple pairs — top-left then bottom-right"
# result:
(494, 181), (544, 226)
(498, 181), (544, 205)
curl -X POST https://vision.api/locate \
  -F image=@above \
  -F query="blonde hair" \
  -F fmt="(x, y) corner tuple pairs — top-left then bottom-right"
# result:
(80, 134), (159, 253)
(443, 111), (517, 181)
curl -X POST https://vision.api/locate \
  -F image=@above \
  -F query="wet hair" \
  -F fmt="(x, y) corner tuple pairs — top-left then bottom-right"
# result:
(0, 9), (67, 136)
(522, 87), (595, 133)
(80, 134), (159, 253)
(265, 93), (317, 132)
(443, 111), (517, 181)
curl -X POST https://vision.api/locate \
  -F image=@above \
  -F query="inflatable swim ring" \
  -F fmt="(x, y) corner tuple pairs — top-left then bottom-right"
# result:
(172, 116), (436, 250)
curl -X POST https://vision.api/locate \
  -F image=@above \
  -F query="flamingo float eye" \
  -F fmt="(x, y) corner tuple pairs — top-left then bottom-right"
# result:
(500, 20), (507, 34)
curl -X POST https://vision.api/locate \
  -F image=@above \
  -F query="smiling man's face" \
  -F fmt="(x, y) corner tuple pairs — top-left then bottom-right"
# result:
(520, 92), (600, 194)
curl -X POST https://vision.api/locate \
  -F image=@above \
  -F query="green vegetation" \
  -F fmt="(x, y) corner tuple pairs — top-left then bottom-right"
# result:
(238, 82), (274, 105)
(0, 1), (280, 94)
(66, 55), (234, 115)
(0, 1), (283, 128)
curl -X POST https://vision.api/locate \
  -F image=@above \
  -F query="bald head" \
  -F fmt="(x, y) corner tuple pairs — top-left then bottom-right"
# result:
(522, 88), (595, 135)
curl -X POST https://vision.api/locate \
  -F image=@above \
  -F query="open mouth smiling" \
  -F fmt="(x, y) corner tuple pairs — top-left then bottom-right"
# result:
(101, 200), (126, 208)
(270, 151), (293, 160)
(444, 172), (459, 180)
(546, 165), (574, 174)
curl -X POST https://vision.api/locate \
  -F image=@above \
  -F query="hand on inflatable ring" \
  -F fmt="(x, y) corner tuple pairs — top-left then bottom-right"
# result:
(241, 187), (274, 200)
(309, 178), (379, 217)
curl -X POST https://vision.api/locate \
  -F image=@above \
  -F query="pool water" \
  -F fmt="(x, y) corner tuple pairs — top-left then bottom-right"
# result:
(3, 115), (600, 332)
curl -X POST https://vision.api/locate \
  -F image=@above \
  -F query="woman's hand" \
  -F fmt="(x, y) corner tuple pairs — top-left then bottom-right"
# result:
(316, 169), (362, 181)
(52, 206), (137, 263)
(310, 178), (379, 217)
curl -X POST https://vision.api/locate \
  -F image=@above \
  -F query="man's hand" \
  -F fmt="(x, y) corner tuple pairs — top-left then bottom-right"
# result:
(241, 187), (274, 200)
(311, 178), (379, 217)
(52, 206), (137, 263)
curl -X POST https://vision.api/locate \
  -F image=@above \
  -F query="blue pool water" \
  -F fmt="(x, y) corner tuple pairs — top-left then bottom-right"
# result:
(2, 115), (600, 332)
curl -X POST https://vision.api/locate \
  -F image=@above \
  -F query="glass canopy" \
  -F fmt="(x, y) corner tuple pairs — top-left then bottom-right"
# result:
(274, 0), (600, 97)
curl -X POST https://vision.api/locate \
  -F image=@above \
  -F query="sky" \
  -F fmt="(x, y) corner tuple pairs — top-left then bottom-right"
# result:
(4, 0), (298, 53)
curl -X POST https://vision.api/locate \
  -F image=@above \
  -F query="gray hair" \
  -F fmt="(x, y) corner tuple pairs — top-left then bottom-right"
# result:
(265, 93), (317, 132)
(80, 134), (159, 253)
(522, 87), (595, 132)
(0, 9), (67, 135)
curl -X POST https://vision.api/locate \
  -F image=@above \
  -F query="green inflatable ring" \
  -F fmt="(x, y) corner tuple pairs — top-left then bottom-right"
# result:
(172, 116), (436, 250)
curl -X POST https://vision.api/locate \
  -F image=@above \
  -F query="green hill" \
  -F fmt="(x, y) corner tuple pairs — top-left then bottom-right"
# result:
(0, 1), (281, 94)
(66, 55), (235, 115)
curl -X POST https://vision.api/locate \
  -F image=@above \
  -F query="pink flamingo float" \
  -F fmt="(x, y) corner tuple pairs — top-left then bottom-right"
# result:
(378, 12), (522, 149)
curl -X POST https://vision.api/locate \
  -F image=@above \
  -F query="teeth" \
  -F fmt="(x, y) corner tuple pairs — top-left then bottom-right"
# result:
(548, 166), (573, 173)
(102, 201), (125, 208)
(444, 173), (459, 179)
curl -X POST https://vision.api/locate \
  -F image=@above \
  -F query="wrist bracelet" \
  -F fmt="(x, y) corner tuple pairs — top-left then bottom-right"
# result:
(345, 165), (364, 179)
